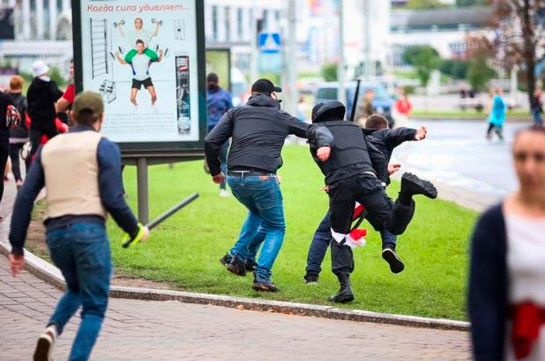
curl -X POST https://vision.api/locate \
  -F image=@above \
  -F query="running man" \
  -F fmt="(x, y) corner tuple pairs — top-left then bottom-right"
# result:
(118, 17), (160, 62)
(116, 39), (163, 106)
(8, 91), (150, 361)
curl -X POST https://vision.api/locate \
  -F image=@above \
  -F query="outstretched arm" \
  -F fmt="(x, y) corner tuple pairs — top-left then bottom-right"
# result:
(153, 22), (160, 37)
(118, 24), (125, 37)
(116, 52), (127, 65)
(384, 127), (419, 149)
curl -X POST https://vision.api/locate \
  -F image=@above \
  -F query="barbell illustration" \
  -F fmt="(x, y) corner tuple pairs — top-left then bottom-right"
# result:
(113, 20), (125, 28)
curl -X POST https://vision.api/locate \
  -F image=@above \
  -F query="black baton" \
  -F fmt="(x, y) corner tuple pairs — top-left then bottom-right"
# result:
(122, 192), (199, 248)
(349, 79), (361, 123)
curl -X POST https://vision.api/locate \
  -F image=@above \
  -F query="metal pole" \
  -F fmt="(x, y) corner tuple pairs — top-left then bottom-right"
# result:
(286, 0), (298, 115)
(250, 0), (259, 82)
(338, 0), (347, 106)
(136, 158), (149, 224)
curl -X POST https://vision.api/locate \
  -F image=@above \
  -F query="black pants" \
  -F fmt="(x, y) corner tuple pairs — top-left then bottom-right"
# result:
(0, 141), (9, 203)
(9, 143), (28, 182)
(486, 123), (503, 139)
(30, 123), (57, 159)
(328, 175), (415, 277)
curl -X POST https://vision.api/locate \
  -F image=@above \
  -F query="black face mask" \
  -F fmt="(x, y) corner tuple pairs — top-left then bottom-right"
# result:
(208, 83), (219, 91)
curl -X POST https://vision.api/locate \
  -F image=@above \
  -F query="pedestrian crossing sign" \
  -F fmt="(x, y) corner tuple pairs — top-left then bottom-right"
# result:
(258, 32), (281, 54)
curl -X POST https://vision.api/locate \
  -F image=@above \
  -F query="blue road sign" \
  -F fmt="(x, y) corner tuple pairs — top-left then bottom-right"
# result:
(259, 32), (281, 54)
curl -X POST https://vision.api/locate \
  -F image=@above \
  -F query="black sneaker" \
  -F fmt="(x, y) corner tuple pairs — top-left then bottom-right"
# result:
(382, 247), (405, 274)
(34, 325), (56, 361)
(252, 280), (280, 293)
(304, 272), (319, 285)
(401, 172), (438, 199)
(245, 260), (258, 272)
(219, 253), (232, 267)
(226, 254), (247, 276)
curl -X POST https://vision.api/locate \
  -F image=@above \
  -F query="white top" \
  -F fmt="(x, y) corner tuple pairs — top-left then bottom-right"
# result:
(505, 214), (545, 361)
(131, 54), (151, 81)
(125, 29), (154, 48)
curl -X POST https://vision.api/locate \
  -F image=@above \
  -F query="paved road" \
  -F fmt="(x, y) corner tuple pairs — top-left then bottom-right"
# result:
(0, 256), (471, 361)
(393, 120), (527, 209)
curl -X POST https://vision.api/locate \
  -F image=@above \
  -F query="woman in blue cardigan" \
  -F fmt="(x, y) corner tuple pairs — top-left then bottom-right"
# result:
(469, 125), (545, 360)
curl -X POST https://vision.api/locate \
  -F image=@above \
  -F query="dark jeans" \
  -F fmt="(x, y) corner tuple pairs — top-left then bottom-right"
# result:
(328, 175), (415, 277)
(305, 211), (398, 275)
(9, 142), (28, 182)
(46, 222), (112, 361)
(532, 108), (543, 126)
(0, 140), (9, 203)
(486, 123), (503, 139)
(30, 123), (57, 160)
(227, 174), (285, 282)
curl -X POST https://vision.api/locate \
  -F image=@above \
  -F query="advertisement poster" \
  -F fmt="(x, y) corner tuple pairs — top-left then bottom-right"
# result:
(77, 1), (203, 144)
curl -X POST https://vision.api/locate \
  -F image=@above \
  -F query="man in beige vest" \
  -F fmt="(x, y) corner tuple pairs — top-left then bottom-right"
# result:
(8, 91), (149, 361)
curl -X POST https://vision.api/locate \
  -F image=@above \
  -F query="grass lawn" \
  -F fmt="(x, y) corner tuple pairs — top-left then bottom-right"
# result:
(412, 109), (530, 119)
(109, 146), (477, 321)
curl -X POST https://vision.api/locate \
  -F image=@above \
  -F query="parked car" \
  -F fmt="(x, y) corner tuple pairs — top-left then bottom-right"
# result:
(315, 81), (394, 121)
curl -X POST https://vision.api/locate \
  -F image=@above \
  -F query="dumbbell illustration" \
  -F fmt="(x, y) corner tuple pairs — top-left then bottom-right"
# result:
(113, 20), (125, 28)
(151, 18), (164, 26)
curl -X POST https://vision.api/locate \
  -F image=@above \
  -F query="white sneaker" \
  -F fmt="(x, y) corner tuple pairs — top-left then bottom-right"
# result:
(34, 325), (57, 361)
(219, 189), (230, 198)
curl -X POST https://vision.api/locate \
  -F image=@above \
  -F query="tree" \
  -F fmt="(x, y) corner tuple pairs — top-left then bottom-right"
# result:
(402, 46), (441, 89)
(467, 57), (496, 90)
(440, 59), (471, 79)
(487, 0), (545, 112)
(321, 63), (338, 82)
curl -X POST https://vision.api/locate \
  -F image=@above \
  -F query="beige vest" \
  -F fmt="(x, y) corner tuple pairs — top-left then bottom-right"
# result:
(41, 131), (107, 220)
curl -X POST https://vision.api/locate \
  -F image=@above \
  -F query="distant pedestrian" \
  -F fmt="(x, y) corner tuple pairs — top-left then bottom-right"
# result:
(469, 125), (545, 361)
(486, 88), (506, 141)
(9, 91), (150, 361)
(355, 89), (375, 128)
(0, 88), (21, 217)
(7, 75), (30, 190)
(206, 73), (233, 197)
(26, 60), (63, 159)
(394, 90), (412, 128)
(56, 59), (75, 126)
(532, 87), (543, 126)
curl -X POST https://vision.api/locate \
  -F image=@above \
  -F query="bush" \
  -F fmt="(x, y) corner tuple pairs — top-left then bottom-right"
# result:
(321, 63), (338, 82)
(467, 58), (496, 91)
(440, 59), (470, 80)
(403, 85), (416, 95)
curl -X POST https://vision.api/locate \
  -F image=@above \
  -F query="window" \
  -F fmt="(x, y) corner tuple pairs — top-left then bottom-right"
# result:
(212, 5), (218, 41)
(225, 6), (231, 42)
(237, 8), (243, 40)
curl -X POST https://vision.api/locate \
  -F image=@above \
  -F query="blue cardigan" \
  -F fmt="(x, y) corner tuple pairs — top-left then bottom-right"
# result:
(468, 203), (508, 361)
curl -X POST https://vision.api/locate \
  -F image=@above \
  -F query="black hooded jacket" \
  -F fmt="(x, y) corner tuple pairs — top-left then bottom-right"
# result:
(204, 94), (334, 175)
(26, 77), (63, 129)
(310, 101), (387, 185)
(8, 93), (29, 140)
(363, 127), (417, 185)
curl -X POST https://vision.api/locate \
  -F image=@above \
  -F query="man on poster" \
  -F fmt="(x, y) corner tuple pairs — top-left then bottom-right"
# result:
(116, 39), (164, 106)
(118, 17), (161, 62)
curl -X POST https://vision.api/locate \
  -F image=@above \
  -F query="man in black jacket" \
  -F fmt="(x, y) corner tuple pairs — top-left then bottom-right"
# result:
(308, 101), (437, 303)
(26, 60), (63, 159)
(205, 79), (334, 292)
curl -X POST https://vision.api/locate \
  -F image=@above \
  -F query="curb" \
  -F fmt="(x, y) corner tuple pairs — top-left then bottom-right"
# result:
(412, 116), (531, 123)
(0, 238), (469, 332)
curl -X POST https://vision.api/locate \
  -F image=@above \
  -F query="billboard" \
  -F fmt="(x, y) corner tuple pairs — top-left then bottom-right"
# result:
(72, 0), (206, 156)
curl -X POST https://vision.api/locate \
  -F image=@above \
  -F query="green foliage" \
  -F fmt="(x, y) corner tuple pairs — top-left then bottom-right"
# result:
(405, 0), (447, 9)
(49, 66), (67, 87)
(321, 63), (338, 82)
(467, 58), (496, 91)
(439, 59), (470, 80)
(259, 73), (281, 86)
(402, 46), (441, 88)
(107, 146), (476, 320)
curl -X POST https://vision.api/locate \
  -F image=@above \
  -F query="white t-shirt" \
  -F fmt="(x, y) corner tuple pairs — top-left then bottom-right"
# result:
(505, 214), (545, 361)
(131, 54), (151, 81)
(125, 29), (154, 49)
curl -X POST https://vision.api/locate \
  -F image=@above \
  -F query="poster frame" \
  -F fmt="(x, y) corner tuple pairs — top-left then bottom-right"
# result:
(71, 0), (207, 159)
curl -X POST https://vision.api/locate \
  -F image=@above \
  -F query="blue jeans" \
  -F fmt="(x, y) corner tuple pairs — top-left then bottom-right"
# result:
(305, 211), (398, 275)
(219, 141), (229, 190)
(532, 108), (544, 126)
(247, 226), (266, 263)
(46, 222), (112, 361)
(227, 175), (285, 282)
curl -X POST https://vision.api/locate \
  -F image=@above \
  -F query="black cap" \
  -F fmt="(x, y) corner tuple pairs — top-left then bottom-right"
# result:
(312, 101), (346, 123)
(207, 73), (219, 83)
(251, 78), (282, 94)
